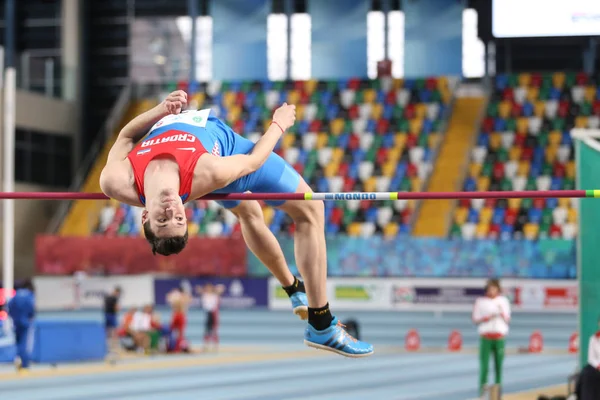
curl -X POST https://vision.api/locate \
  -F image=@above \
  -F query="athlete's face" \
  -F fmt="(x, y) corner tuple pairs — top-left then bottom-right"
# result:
(142, 194), (187, 237)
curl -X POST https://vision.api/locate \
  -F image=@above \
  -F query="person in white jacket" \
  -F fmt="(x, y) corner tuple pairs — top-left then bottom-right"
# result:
(575, 320), (600, 400)
(472, 279), (511, 396)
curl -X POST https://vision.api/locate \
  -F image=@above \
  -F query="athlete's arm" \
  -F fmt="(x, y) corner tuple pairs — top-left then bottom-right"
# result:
(106, 90), (188, 164)
(202, 103), (296, 187)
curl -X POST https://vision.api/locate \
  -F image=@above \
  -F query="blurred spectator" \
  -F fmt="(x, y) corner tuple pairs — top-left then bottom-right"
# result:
(575, 317), (600, 400)
(130, 305), (153, 352)
(196, 283), (225, 352)
(98, 203), (116, 233)
(167, 287), (191, 353)
(472, 279), (511, 396)
(118, 307), (137, 351)
(104, 286), (122, 356)
(8, 280), (36, 372)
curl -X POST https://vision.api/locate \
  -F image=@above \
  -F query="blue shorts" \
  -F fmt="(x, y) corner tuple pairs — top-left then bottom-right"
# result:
(105, 313), (117, 329)
(150, 116), (301, 209)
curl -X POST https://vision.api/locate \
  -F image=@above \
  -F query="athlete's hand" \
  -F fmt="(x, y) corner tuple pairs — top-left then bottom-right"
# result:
(162, 90), (188, 115)
(272, 103), (296, 132)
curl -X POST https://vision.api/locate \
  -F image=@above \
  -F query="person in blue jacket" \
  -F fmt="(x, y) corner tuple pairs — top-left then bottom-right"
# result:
(8, 280), (35, 371)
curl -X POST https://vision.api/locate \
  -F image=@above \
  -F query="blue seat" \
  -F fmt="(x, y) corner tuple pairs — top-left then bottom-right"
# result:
(296, 120), (309, 135)
(193, 208), (204, 224)
(494, 118), (507, 132)
(376, 90), (385, 104)
(365, 207), (378, 223)
(529, 164), (541, 178)
(423, 148), (432, 162)
(320, 91), (333, 106)
(522, 102), (534, 117)
(464, 178), (476, 192)
(245, 119), (257, 133)
(467, 209), (479, 223)
(395, 162), (407, 180)
(477, 134), (490, 147)
(389, 176), (402, 191)
(261, 80), (273, 91)
(327, 104), (340, 121)
(317, 177), (329, 192)
(419, 89), (432, 103)
(353, 149), (366, 163)
(337, 79), (349, 90)
(549, 88), (562, 101)
(528, 208), (542, 224)
(326, 222), (340, 235)
(382, 133), (395, 148)
(383, 104), (394, 120)
(550, 177), (563, 190)
(366, 119), (376, 132)
(495, 75), (508, 90)
(337, 133), (350, 149)
(422, 119), (433, 134)
(492, 208), (505, 225)
(561, 131), (573, 146)
(221, 224), (232, 236)
(188, 81), (200, 94)
(404, 79), (416, 90)
(532, 147), (545, 164)
(348, 163), (359, 180)
(399, 224), (411, 234)
(229, 81), (242, 92)
(244, 91), (257, 108)
(500, 224), (514, 237)
(546, 198), (558, 209)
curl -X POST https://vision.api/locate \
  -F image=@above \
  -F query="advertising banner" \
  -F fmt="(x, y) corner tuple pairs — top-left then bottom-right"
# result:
(36, 235), (247, 276)
(33, 275), (155, 311)
(268, 277), (577, 312)
(154, 278), (268, 309)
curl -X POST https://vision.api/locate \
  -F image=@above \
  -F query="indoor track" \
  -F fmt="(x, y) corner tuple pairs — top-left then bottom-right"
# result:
(0, 310), (577, 400)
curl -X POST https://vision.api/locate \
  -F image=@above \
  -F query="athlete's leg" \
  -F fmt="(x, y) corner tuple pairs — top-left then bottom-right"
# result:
(229, 200), (295, 287)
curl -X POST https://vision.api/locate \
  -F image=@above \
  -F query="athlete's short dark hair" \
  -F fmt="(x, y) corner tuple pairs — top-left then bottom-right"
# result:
(143, 221), (188, 256)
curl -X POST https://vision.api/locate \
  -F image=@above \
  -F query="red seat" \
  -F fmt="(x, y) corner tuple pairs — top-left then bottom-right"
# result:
(300, 91), (310, 104)
(343, 177), (355, 191)
(288, 224), (296, 235)
(425, 77), (438, 91)
(576, 72), (589, 85)
(294, 81), (305, 91)
(504, 213), (517, 225)
(520, 147), (533, 161)
(553, 162), (566, 178)
(330, 207), (343, 224)
(503, 88), (514, 101)
(376, 119), (390, 134)
(489, 224), (501, 238)
(459, 199), (470, 208)
(533, 198), (545, 210)
(185, 208), (194, 219)
(339, 162), (349, 176)
(233, 120), (245, 133)
(236, 92), (246, 106)
(493, 162), (505, 180)
(593, 100), (600, 116)
(400, 209), (412, 224)
(177, 80), (189, 91)
(348, 78), (361, 90)
(530, 73), (542, 87)
(360, 200), (372, 210)
(348, 105), (359, 120)
(404, 104), (416, 119)
(385, 91), (396, 105)
(549, 224), (562, 238)
(293, 162), (304, 174)
(348, 134), (360, 150)
(511, 103), (522, 117)
(406, 163), (418, 178)
(484, 198), (497, 208)
(558, 101), (570, 118)
(376, 148), (388, 165)
(406, 134), (418, 148)
(482, 117), (494, 133)
(309, 120), (322, 132)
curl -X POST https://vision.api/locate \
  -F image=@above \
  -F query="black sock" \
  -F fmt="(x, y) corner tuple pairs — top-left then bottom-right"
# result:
(308, 303), (333, 331)
(282, 277), (305, 297)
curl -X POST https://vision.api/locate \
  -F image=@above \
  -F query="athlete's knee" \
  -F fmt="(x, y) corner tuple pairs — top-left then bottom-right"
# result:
(231, 201), (264, 225)
(291, 200), (324, 226)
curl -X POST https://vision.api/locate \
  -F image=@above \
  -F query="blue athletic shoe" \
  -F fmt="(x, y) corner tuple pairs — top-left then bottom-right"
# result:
(304, 317), (374, 358)
(290, 292), (308, 320)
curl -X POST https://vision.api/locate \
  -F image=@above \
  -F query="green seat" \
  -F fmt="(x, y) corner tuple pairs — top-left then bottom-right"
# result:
(336, 200), (345, 208)
(538, 133), (549, 147)
(487, 102), (499, 118)
(400, 178), (412, 192)
(432, 120), (442, 132)
(500, 178), (512, 191)
(398, 119), (410, 132)
(497, 148), (508, 163)
(508, 74), (519, 88)
(354, 90), (364, 104)
(328, 134), (337, 147)
(327, 80), (337, 91)
(506, 118), (516, 131)
(316, 106), (326, 120)
(255, 93), (266, 108)
(525, 178), (537, 191)
(565, 72), (576, 88)
(541, 209), (553, 225)
(521, 198), (533, 209)
(542, 163), (553, 175)
(449, 223), (461, 237)
(344, 120), (353, 133)
(393, 106), (405, 120)
(310, 92), (321, 103)
(241, 82), (252, 92)
(261, 107), (272, 120)
(166, 82), (177, 92)
(366, 148), (377, 162)
(541, 74), (552, 90)
(539, 221), (550, 234)
(343, 209), (358, 226)
(481, 162), (492, 177)
(415, 79), (426, 90)
(273, 81), (285, 91)
(418, 134), (428, 147)
(538, 86), (550, 101)
(563, 178), (575, 190)
(581, 102), (592, 116)
(431, 90), (442, 102)
(370, 80), (381, 90)
(118, 224), (129, 235)
(552, 118), (565, 131)
(220, 81), (231, 91)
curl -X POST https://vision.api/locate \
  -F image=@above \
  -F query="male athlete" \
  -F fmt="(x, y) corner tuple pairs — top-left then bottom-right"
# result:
(100, 90), (373, 357)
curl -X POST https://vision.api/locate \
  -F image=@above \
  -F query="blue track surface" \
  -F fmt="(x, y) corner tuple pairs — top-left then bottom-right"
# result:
(0, 309), (577, 400)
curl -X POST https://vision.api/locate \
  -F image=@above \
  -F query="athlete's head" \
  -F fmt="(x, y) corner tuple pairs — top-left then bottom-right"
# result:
(142, 191), (188, 256)
(485, 279), (501, 298)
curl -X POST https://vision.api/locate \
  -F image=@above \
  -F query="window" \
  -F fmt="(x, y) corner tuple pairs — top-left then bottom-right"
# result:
(267, 13), (288, 81)
(367, 11), (386, 79)
(15, 129), (72, 187)
(462, 9), (485, 78)
(290, 13), (311, 80)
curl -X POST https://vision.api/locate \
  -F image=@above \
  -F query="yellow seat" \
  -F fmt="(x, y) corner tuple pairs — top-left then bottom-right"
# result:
(407, 200), (416, 210)
(518, 73), (531, 87)
(188, 222), (200, 236)
(508, 198), (521, 210)
(227, 105), (242, 124)
(363, 89), (377, 103)
(509, 146), (522, 161)
(347, 222), (362, 236)
(436, 76), (448, 91)
(324, 162), (339, 177)
(440, 87), (452, 104)
(316, 133), (329, 149)
(387, 148), (402, 162)
(393, 78), (404, 90)
(428, 133), (439, 149)
(409, 119), (423, 135)
(477, 177), (490, 191)
(383, 222), (399, 237)
(518, 161), (530, 177)
(415, 104), (427, 119)
(523, 223), (539, 239)
(263, 120), (272, 132)
(296, 104), (305, 121)
(287, 90), (300, 105)
(281, 133), (295, 150)
(330, 118), (345, 135)
(394, 133), (407, 148)
(548, 130), (562, 146)
(584, 86), (597, 103)
(516, 117), (529, 133)
(223, 91), (237, 108)
(480, 207), (493, 224)
(526, 87), (540, 102)
(371, 103), (384, 120)
(411, 177), (422, 192)
(332, 148), (345, 163)
(262, 207), (275, 225)
(364, 177), (377, 192)
(382, 162), (396, 177)
(454, 207), (468, 225)
(545, 145), (558, 163)
(567, 208), (577, 223)
(191, 92), (205, 107)
(552, 72), (566, 89)
(489, 132), (502, 150)
(575, 116), (588, 128)
(304, 80), (318, 95)
(534, 101), (546, 118)
(476, 222), (489, 238)
(498, 101), (511, 119)
(566, 161), (576, 178)
(558, 198), (571, 208)
(469, 163), (482, 178)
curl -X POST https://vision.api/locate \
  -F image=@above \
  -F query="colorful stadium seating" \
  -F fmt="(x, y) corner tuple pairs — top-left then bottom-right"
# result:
(452, 72), (597, 240)
(95, 77), (454, 237)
